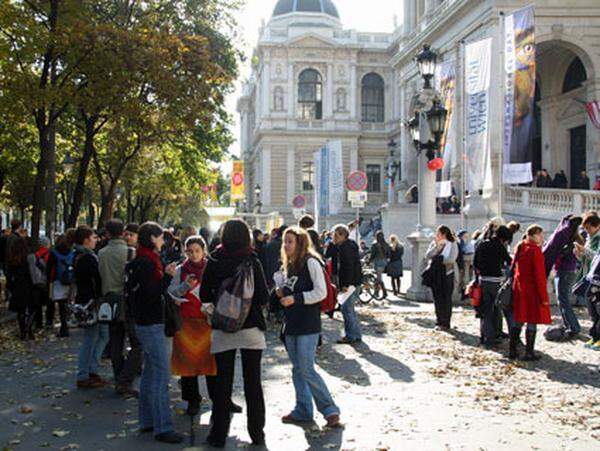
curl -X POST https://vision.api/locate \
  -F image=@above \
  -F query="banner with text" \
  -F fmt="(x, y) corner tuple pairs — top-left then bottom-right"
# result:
(503, 5), (535, 184)
(436, 61), (457, 180)
(313, 140), (344, 224)
(230, 160), (245, 201)
(465, 38), (494, 194)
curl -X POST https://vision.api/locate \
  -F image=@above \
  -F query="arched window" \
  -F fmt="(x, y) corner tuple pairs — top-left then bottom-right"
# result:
(273, 86), (284, 111)
(362, 73), (384, 123)
(562, 57), (587, 93)
(298, 69), (322, 120)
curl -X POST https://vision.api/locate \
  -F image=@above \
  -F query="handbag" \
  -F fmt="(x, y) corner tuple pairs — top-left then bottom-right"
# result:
(495, 247), (521, 311)
(465, 279), (481, 307)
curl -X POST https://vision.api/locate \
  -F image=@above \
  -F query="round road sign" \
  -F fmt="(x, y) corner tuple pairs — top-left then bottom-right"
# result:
(292, 194), (306, 209)
(346, 170), (368, 191)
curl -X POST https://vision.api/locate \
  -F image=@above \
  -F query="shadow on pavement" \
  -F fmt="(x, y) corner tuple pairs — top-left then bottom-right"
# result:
(317, 344), (371, 386)
(353, 341), (414, 382)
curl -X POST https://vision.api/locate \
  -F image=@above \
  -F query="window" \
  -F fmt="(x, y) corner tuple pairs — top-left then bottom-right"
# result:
(366, 164), (381, 193)
(298, 69), (322, 120)
(562, 57), (587, 93)
(361, 73), (384, 123)
(302, 161), (314, 191)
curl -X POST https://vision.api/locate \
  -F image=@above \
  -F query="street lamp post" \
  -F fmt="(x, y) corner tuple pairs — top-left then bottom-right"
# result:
(254, 184), (262, 229)
(387, 139), (401, 205)
(405, 44), (448, 302)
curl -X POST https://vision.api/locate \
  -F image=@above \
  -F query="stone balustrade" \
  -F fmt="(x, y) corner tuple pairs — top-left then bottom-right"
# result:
(503, 186), (600, 220)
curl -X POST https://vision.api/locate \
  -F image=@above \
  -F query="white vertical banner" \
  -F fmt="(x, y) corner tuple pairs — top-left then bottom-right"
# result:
(464, 38), (494, 195)
(327, 140), (344, 215)
(313, 149), (323, 229)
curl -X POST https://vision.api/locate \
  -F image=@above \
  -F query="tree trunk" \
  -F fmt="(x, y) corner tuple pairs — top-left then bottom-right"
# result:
(67, 115), (97, 228)
(87, 199), (95, 227)
(31, 125), (50, 241)
(45, 120), (57, 239)
(98, 182), (117, 228)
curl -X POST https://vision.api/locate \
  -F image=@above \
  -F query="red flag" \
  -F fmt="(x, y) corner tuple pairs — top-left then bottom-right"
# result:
(586, 100), (600, 130)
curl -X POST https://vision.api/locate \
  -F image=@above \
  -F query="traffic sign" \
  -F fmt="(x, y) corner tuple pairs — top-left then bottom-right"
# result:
(351, 200), (365, 209)
(346, 171), (368, 191)
(292, 194), (306, 209)
(347, 191), (368, 202)
(292, 208), (305, 219)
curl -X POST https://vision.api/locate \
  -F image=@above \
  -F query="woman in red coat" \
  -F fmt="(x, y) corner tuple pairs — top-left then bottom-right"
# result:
(510, 224), (551, 360)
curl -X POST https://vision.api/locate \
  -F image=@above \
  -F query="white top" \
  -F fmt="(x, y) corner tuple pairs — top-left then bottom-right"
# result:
(301, 257), (327, 305)
(211, 328), (266, 354)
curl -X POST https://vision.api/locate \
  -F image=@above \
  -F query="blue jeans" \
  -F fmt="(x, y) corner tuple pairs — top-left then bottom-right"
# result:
(77, 323), (109, 381)
(340, 289), (362, 341)
(284, 334), (339, 420)
(136, 324), (173, 436)
(554, 270), (580, 333)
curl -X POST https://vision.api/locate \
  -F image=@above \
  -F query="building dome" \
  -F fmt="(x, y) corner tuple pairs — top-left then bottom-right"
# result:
(272, 0), (340, 19)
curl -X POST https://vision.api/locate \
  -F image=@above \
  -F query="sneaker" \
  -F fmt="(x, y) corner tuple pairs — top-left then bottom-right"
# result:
(115, 384), (139, 398)
(155, 431), (184, 444)
(592, 340), (600, 350)
(325, 414), (341, 428)
(336, 337), (360, 345)
(281, 413), (312, 424)
(77, 378), (105, 389)
(585, 338), (595, 348)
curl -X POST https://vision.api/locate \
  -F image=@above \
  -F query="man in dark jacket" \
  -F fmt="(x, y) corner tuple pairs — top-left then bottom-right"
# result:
(473, 226), (513, 348)
(332, 224), (362, 344)
(73, 225), (110, 389)
(298, 215), (322, 256)
(263, 225), (286, 288)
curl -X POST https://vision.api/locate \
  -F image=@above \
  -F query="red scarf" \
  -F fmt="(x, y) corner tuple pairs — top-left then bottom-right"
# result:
(181, 257), (206, 283)
(137, 245), (163, 281)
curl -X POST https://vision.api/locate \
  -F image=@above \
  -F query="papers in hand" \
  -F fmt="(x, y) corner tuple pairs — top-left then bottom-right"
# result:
(273, 271), (285, 289)
(337, 286), (356, 306)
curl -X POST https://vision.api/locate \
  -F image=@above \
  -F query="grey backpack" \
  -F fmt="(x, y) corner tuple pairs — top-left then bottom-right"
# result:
(211, 259), (255, 333)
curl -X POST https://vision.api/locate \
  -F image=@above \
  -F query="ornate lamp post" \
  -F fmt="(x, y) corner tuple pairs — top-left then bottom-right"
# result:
(254, 184), (262, 214)
(387, 139), (401, 205)
(405, 44), (449, 301)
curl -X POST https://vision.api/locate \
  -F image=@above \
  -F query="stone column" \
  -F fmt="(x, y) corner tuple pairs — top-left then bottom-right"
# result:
(287, 62), (294, 119)
(403, 0), (416, 35)
(262, 61), (270, 117)
(326, 63), (334, 118)
(350, 63), (357, 119)
(262, 147), (271, 207)
(587, 80), (600, 181)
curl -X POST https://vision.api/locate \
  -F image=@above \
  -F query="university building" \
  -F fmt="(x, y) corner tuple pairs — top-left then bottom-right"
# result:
(237, 0), (600, 229)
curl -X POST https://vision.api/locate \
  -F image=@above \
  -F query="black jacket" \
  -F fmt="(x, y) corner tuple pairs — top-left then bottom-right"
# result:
(129, 256), (169, 326)
(473, 238), (512, 278)
(283, 257), (321, 336)
(337, 239), (362, 289)
(200, 247), (269, 331)
(263, 238), (282, 286)
(73, 248), (102, 305)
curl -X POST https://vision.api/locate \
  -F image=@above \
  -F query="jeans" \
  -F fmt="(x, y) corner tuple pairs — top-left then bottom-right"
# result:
(479, 281), (500, 345)
(135, 324), (174, 436)
(554, 270), (580, 334)
(285, 334), (339, 420)
(210, 349), (265, 446)
(340, 289), (362, 341)
(110, 319), (143, 386)
(77, 323), (110, 381)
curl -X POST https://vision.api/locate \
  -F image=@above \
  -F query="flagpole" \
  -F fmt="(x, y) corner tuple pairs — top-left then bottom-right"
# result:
(498, 11), (505, 219)
(459, 39), (466, 229)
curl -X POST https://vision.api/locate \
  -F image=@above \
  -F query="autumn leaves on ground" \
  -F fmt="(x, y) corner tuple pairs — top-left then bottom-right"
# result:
(1, 301), (599, 451)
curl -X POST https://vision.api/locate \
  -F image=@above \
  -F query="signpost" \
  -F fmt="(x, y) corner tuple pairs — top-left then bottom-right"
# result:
(346, 171), (369, 242)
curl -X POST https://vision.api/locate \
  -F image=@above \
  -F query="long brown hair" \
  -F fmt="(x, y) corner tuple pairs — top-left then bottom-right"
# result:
(281, 226), (322, 275)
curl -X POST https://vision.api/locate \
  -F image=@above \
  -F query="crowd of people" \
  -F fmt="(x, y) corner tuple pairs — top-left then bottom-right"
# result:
(534, 168), (600, 190)
(0, 207), (598, 447)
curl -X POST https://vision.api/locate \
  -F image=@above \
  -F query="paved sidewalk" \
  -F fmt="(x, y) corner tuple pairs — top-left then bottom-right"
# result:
(0, 294), (598, 451)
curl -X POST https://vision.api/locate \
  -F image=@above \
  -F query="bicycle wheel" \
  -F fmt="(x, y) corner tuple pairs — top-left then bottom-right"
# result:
(358, 274), (375, 304)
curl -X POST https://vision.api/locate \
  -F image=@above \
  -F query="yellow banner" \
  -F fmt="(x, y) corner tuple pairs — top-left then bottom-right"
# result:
(230, 160), (245, 201)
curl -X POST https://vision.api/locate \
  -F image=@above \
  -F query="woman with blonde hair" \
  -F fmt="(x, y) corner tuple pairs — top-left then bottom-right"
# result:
(277, 227), (340, 428)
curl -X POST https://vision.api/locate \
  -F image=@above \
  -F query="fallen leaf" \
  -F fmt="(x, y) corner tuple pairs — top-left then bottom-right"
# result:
(52, 430), (70, 438)
(19, 406), (33, 414)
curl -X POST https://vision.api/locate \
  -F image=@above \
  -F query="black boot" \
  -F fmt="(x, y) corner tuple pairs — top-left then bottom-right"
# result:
(508, 329), (519, 360)
(25, 312), (36, 340)
(521, 329), (541, 361)
(17, 313), (27, 340)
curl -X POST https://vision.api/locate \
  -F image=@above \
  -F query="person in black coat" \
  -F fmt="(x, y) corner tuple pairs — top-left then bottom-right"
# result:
(332, 224), (363, 344)
(5, 236), (36, 340)
(263, 225), (286, 288)
(200, 219), (269, 448)
(73, 226), (110, 390)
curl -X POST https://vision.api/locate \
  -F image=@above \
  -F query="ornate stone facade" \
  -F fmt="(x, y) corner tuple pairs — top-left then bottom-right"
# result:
(238, 0), (600, 224)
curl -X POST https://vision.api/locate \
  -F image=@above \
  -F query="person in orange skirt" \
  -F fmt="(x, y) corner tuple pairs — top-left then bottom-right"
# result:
(168, 236), (218, 416)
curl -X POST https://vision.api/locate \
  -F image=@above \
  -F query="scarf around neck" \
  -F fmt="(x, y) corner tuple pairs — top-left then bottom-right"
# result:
(181, 257), (207, 282)
(137, 245), (163, 281)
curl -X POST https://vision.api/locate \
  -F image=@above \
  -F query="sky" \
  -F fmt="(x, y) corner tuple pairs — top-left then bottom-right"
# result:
(222, 0), (404, 173)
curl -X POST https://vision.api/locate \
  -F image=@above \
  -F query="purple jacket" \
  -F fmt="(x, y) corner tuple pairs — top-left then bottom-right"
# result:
(543, 216), (582, 276)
